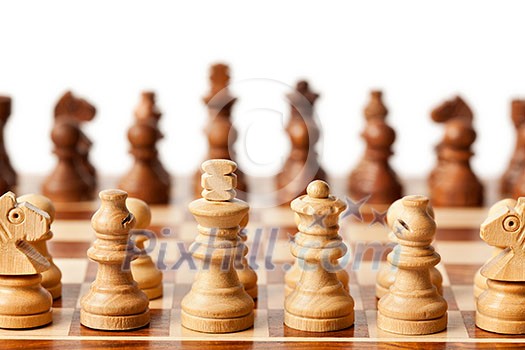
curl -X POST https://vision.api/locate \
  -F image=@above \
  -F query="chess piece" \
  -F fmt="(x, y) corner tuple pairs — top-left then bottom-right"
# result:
(54, 91), (97, 193)
(0, 96), (17, 190)
(134, 91), (171, 186)
(0, 192), (53, 329)
(182, 159), (254, 333)
(284, 180), (354, 332)
(476, 198), (525, 334)
(80, 190), (150, 330)
(473, 198), (516, 298)
(348, 91), (403, 205)
(377, 195), (448, 335)
(277, 81), (326, 206)
(127, 197), (163, 300)
(284, 198), (350, 296)
(375, 199), (443, 298)
(429, 96), (484, 207)
(237, 213), (258, 299)
(42, 121), (93, 202)
(118, 93), (171, 204)
(194, 64), (247, 199)
(501, 100), (525, 197)
(17, 194), (62, 300)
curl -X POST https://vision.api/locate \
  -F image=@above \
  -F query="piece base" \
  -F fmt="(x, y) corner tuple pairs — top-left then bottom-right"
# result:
(245, 285), (258, 300)
(377, 312), (447, 335)
(181, 309), (254, 333)
(284, 311), (354, 332)
(142, 284), (163, 300)
(476, 311), (525, 334)
(0, 310), (53, 329)
(80, 309), (150, 331)
(375, 283), (389, 299)
(47, 283), (62, 300)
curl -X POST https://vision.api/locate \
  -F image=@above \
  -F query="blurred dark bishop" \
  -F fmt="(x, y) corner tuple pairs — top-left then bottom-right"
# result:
(276, 80), (326, 207)
(348, 90), (403, 205)
(194, 63), (247, 200)
(42, 91), (96, 202)
(428, 95), (484, 207)
(0, 95), (17, 193)
(118, 91), (171, 204)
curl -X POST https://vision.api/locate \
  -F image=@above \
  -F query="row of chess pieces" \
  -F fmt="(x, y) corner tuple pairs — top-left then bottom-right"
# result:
(0, 158), (523, 335)
(1, 63), (525, 207)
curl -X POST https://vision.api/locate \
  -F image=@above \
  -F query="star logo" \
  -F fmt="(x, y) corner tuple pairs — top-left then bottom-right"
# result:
(308, 213), (327, 229)
(369, 208), (387, 227)
(340, 195), (370, 222)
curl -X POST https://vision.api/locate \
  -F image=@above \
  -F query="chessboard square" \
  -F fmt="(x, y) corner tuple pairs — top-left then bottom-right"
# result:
(170, 309), (269, 338)
(148, 283), (175, 310)
(452, 285), (476, 311)
(52, 220), (94, 242)
(68, 308), (170, 336)
(367, 310), (468, 339)
(436, 263), (451, 286)
(53, 283), (81, 309)
(54, 258), (88, 284)
(267, 284), (285, 310)
(0, 308), (74, 337)
(353, 261), (383, 286)
(445, 264), (481, 285)
(342, 222), (390, 243)
(434, 242), (492, 264)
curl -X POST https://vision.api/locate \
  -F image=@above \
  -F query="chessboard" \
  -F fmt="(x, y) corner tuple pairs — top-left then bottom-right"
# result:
(2, 175), (525, 350)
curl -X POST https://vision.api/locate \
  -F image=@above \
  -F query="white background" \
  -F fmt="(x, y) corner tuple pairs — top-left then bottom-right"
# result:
(1, 0), (524, 179)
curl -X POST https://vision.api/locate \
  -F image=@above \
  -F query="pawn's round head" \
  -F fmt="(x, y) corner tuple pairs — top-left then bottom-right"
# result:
(307, 180), (330, 199)
(126, 197), (151, 230)
(17, 193), (56, 223)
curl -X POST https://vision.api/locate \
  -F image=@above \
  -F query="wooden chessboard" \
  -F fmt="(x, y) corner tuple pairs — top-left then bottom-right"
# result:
(2, 175), (525, 349)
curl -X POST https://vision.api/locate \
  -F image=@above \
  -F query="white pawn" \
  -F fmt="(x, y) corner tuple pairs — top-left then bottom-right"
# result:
(127, 197), (163, 300)
(377, 195), (447, 335)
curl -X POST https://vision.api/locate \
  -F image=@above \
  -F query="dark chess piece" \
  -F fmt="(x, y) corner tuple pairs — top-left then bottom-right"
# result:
(194, 63), (247, 199)
(134, 91), (171, 187)
(42, 121), (92, 202)
(428, 96), (484, 207)
(0, 95), (17, 191)
(501, 100), (525, 197)
(118, 113), (170, 204)
(276, 80), (326, 206)
(348, 90), (403, 204)
(54, 91), (97, 192)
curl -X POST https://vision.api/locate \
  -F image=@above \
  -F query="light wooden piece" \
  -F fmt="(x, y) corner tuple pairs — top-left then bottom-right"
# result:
(237, 213), (258, 299)
(182, 159), (254, 333)
(17, 193), (62, 300)
(476, 197), (525, 334)
(473, 198), (516, 298)
(0, 192), (53, 329)
(127, 197), (163, 300)
(375, 199), (443, 298)
(284, 180), (354, 332)
(80, 190), (150, 331)
(377, 195), (448, 335)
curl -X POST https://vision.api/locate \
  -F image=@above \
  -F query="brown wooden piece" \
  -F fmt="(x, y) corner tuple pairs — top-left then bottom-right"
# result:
(0, 95), (17, 191)
(17, 193), (62, 300)
(53, 91), (97, 192)
(194, 64), (247, 200)
(118, 92), (171, 204)
(476, 197), (525, 334)
(377, 195), (448, 335)
(127, 197), (163, 300)
(277, 81), (326, 207)
(0, 191), (53, 329)
(348, 90), (403, 205)
(80, 189), (150, 331)
(428, 96), (484, 207)
(284, 180), (354, 332)
(506, 101), (525, 198)
(182, 159), (254, 333)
